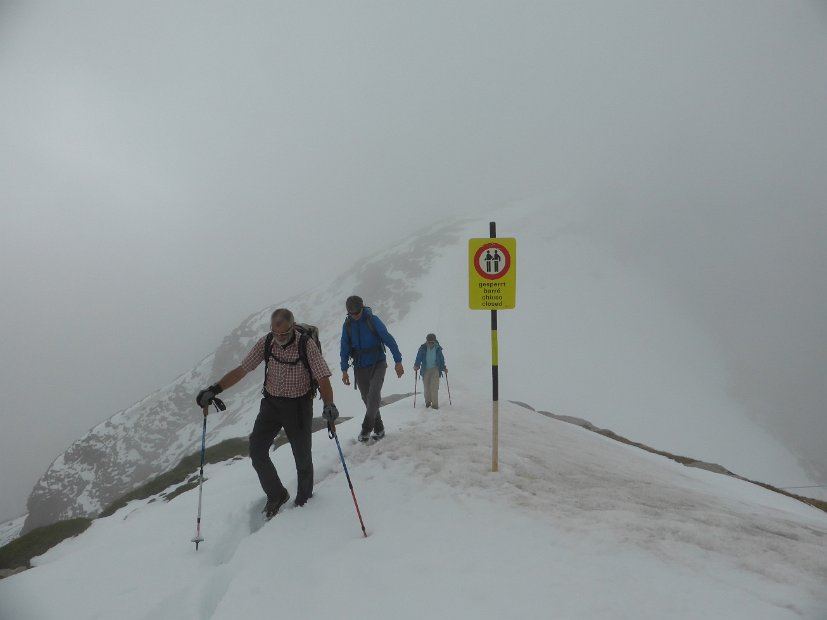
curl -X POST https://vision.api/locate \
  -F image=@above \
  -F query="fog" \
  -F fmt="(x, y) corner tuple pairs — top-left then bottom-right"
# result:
(1, 1), (825, 522)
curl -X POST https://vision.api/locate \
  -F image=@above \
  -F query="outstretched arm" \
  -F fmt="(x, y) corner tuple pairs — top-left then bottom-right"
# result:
(196, 365), (248, 410)
(216, 366), (248, 392)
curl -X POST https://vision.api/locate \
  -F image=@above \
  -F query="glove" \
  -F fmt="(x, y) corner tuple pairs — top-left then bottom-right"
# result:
(196, 383), (223, 408)
(322, 402), (340, 422)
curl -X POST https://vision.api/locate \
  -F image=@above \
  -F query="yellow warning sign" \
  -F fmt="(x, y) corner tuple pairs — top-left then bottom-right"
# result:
(468, 238), (516, 309)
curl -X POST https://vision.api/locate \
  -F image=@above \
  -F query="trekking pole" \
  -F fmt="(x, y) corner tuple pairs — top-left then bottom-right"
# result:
(413, 369), (418, 408)
(191, 406), (208, 550)
(328, 421), (368, 538)
(445, 373), (452, 406)
(191, 398), (225, 550)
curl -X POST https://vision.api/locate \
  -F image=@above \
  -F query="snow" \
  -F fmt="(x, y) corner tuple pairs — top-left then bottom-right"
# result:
(5, 207), (826, 618)
(0, 516), (25, 549)
(2, 392), (825, 620)
(18, 207), (822, 532)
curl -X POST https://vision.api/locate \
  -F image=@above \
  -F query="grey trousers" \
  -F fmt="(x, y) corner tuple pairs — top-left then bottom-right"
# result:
(249, 395), (314, 504)
(355, 361), (387, 434)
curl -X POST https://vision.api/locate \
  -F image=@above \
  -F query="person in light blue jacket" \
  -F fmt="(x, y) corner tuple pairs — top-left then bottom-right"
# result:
(413, 333), (447, 409)
(340, 295), (404, 442)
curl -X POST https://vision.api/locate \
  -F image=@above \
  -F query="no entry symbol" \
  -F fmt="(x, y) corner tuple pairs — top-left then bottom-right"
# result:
(473, 243), (511, 280)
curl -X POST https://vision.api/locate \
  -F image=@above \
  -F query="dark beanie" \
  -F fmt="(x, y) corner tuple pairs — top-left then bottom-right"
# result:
(346, 295), (364, 314)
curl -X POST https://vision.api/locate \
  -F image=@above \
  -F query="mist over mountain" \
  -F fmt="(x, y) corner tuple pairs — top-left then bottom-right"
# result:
(20, 210), (824, 535)
(21, 222), (467, 532)
(2, 0), (826, 526)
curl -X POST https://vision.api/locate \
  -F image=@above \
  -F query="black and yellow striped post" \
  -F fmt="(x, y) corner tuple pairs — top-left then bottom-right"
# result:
(469, 222), (516, 473)
(489, 221), (500, 472)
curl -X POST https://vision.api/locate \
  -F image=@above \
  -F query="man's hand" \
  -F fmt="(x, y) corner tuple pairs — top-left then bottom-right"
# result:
(341, 371), (350, 386)
(395, 362), (404, 378)
(443, 368), (448, 374)
(196, 383), (222, 408)
(322, 403), (340, 422)
(413, 365), (420, 373)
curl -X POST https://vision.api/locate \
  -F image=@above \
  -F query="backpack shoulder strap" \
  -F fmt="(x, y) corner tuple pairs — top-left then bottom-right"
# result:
(297, 332), (311, 372)
(262, 333), (274, 394)
(366, 314), (385, 351)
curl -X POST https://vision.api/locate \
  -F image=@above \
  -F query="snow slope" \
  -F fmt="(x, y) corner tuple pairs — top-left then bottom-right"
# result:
(21, 206), (820, 533)
(2, 393), (825, 620)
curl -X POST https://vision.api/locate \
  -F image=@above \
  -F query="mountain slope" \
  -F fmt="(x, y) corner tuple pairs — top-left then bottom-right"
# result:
(21, 220), (468, 532)
(2, 396), (826, 619)
(22, 207), (820, 534)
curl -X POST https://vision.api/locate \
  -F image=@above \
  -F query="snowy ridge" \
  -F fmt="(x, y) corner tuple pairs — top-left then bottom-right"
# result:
(2, 396), (826, 619)
(20, 205), (821, 537)
(21, 221), (467, 533)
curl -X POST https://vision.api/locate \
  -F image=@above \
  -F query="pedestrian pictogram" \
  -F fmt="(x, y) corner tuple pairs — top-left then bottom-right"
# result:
(468, 237), (516, 309)
(473, 243), (511, 280)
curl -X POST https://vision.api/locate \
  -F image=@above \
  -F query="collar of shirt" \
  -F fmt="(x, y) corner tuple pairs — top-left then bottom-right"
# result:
(270, 330), (299, 358)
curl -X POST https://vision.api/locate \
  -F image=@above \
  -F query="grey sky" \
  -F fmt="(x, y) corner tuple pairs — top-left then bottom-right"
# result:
(1, 1), (826, 521)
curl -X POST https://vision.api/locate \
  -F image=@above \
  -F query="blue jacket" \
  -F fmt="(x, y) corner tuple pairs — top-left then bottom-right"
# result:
(340, 307), (403, 371)
(414, 341), (446, 376)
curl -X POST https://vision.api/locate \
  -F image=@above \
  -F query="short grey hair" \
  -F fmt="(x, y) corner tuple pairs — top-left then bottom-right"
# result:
(271, 308), (295, 326)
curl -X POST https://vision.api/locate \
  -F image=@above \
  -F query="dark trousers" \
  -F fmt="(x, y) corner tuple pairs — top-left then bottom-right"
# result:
(355, 361), (387, 434)
(249, 395), (313, 503)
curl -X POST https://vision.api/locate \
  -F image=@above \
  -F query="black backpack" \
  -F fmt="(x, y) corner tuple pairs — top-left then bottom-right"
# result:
(263, 323), (321, 399)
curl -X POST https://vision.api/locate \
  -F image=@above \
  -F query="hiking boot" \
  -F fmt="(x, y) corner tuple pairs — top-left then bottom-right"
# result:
(263, 488), (290, 519)
(294, 493), (313, 508)
(425, 402), (431, 408)
(372, 429), (385, 441)
(357, 431), (371, 443)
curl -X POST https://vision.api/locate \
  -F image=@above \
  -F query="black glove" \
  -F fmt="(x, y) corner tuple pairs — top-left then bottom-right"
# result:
(322, 403), (340, 422)
(196, 383), (223, 408)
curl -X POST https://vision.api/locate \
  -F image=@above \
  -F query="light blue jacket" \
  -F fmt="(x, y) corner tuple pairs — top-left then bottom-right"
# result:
(414, 341), (446, 376)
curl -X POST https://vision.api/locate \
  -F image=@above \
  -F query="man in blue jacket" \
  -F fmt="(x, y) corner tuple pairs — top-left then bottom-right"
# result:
(340, 295), (404, 442)
(413, 333), (447, 409)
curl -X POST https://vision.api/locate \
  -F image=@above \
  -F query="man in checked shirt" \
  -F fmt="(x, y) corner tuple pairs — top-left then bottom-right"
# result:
(196, 308), (340, 519)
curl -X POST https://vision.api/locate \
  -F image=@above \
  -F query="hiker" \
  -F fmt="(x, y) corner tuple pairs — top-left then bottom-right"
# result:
(196, 308), (340, 519)
(413, 333), (447, 409)
(340, 295), (404, 442)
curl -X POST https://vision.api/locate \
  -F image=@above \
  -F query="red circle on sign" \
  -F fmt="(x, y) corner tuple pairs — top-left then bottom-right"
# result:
(473, 243), (511, 280)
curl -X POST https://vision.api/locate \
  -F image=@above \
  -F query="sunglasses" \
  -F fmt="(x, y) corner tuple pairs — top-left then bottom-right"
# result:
(348, 309), (363, 317)
(273, 326), (294, 338)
